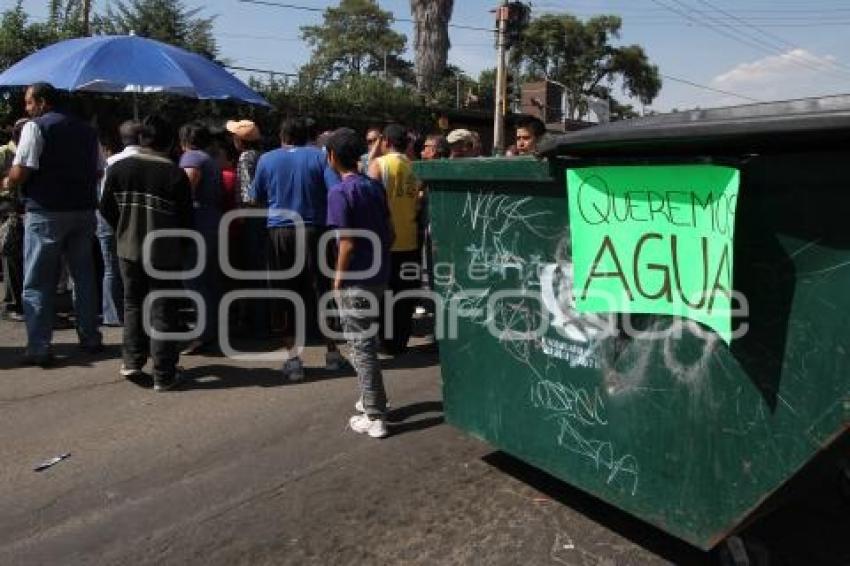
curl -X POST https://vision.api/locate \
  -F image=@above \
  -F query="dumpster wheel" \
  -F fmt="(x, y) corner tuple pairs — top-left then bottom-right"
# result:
(715, 535), (771, 566)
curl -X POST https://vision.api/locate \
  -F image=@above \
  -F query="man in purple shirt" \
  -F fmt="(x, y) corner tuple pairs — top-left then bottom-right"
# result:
(326, 128), (393, 439)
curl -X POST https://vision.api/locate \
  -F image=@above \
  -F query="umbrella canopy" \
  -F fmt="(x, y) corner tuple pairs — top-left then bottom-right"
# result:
(0, 34), (270, 106)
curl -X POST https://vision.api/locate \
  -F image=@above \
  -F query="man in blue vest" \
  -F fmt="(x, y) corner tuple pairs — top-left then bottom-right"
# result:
(3, 82), (103, 366)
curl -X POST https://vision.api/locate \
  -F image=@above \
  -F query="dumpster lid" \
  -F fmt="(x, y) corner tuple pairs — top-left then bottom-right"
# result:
(539, 94), (850, 158)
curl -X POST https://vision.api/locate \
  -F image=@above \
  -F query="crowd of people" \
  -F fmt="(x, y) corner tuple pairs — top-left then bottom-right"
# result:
(0, 81), (546, 439)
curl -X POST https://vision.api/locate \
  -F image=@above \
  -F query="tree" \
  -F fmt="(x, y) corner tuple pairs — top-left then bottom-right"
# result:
(423, 64), (476, 108)
(512, 14), (661, 120)
(300, 0), (408, 83)
(0, 0), (91, 71)
(46, 0), (88, 37)
(410, 0), (453, 95)
(0, 2), (48, 70)
(475, 68), (496, 109)
(93, 0), (217, 59)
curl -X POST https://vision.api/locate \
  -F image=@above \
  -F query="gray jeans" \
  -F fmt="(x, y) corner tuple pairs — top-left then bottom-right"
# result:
(340, 286), (387, 418)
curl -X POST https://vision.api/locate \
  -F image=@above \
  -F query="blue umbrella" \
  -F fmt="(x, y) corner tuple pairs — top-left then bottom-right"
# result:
(0, 34), (270, 107)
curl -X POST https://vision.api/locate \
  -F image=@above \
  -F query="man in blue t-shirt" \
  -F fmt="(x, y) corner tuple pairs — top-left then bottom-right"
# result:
(325, 128), (393, 439)
(249, 117), (343, 381)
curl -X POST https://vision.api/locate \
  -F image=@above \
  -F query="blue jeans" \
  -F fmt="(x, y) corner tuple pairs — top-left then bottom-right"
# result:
(23, 209), (102, 356)
(96, 212), (123, 326)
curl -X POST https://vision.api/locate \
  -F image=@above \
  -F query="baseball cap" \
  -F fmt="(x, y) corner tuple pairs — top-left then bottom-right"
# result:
(225, 119), (261, 142)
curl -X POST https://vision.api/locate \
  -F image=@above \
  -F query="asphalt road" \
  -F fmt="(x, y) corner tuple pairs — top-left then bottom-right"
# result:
(0, 319), (847, 565)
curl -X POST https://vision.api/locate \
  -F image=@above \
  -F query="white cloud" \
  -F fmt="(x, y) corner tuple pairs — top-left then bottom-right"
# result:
(711, 49), (846, 102)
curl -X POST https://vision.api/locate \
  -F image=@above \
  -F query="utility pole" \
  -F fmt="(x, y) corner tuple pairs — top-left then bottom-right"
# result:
(492, 1), (510, 155)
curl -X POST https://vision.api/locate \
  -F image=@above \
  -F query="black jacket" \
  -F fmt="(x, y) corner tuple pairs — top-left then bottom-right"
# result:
(100, 151), (192, 269)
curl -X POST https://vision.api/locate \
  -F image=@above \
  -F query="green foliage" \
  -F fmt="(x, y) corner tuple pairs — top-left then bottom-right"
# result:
(46, 0), (88, 38)
(610, 98), (640, 120)
(290, 0), (492, 119)
(261, 73), (424, 123)
(0, 0), (220, 125)
(0, 2), (48, 71)
(301, 0), (407, 83)
(511, 13), (661, 120)
(0, 0), (87, 71)
(425, 65), (472, 108)
(93, 0), (217, 59)
(0, 1), (91, 123)
(476, 68), (496, 110)
(0, 0), (217, 73)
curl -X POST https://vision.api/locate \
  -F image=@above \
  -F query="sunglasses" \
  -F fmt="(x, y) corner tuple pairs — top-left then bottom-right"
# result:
(367, 138), (379, 144)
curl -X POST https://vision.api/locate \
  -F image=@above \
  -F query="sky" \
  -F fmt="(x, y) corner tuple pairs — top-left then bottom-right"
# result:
(5, 0), (850, 113)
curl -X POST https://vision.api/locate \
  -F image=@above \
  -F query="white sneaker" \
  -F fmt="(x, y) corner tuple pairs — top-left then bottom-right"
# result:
(281, 357), (305, 382)
(120, 364), (144, 378)
(349, 414), (389, 439)
(325, 351), (347, 371)
(355, 398), (390, 413)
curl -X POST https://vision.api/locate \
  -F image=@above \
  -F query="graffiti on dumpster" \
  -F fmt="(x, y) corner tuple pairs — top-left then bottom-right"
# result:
(531, 378), (640, 495)
(438, 192), (641, 493)
(566, 165), (740, 344)
(439, 190), (732, 496)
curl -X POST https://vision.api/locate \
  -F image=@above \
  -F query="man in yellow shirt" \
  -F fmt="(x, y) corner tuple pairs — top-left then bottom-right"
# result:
(368, 124), (420, 354)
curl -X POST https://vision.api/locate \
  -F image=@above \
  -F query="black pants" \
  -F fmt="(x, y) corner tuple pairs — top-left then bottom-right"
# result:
(2, 251), (23, 314)
(236, 216), (270, 338)
(119, 259), (179, 379)
(267, 225), (332, 342)
(379, 250), (421, 354)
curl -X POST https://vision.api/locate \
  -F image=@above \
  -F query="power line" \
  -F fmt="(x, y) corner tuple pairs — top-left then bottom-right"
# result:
(680, 0), (850, 82)
(218, 32), (301, 42)
(225, 64), (298, 77)
(236, 0), (323, 13)
(692, 0), (850, 76)
(647, 0), (793, 56)
(648, 0), (850, 83)
(660, 73), (761, 103)
(546, 8), (850, 17)
(227, 1), (792, 107)
(600, 21), (850, 28)
(536, 0), (850, 11)
(236, 0), (495, 32)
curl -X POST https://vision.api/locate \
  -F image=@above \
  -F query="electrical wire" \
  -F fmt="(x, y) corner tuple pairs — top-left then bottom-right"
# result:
(692, 0), (850, 76)
(225, 64), (298, 76)
(236, 0), (495, 32)
(678, 0), (850, 82)
(649, 0), (850, 83)
(229, 1), (770, 106)
(660, 73), (760, 102)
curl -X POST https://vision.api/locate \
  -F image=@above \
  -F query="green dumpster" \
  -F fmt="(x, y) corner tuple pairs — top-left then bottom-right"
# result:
(414, 97), (850, 551)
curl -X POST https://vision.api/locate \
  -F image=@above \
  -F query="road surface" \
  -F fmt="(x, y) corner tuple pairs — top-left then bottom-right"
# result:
(0, 320), (847, 565)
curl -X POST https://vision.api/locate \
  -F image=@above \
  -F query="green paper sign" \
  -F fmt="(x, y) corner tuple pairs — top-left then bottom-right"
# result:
(566, 165), (740, 343)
